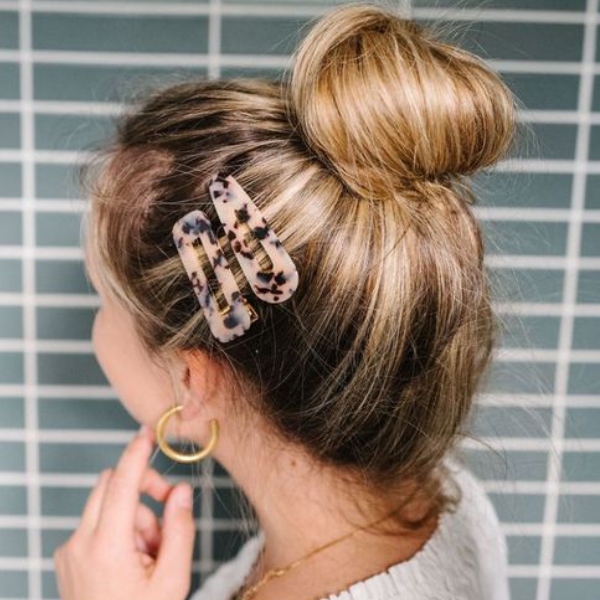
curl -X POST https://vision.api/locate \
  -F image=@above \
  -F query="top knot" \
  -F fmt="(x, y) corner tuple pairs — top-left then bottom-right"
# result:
(285, 4), (517, 201)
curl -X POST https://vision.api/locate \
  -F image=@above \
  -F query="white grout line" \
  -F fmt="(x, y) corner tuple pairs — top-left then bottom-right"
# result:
(0, 472), (237, 487)
(0, 149), (87, 163)
(0, 556), (216, 573)
(494, 348), (600, 363)
(208, 0), (221, 81)
(494, 303), (600, 317)
(0, 340), (95, 353)
(474, 207), (600, 222)
(537, 1), (598, 598)
(0, 100), (123, 115)
(0, 246), (84, 259)
(484, 480), (600, 494)
(0, 49), (291, 67)
(486, 255), (600, 269)
(0, 1), (596, 23)
(511, 565), (600, 578)
(198, 459), (215, 579)
(195, 0), (223, 580)
(463, 437), (600, 451)
(18, 0), (41, 597)
(411, 7), (587, 23)
(0, 49), (599, 76)
(0, 199), (88, 212)
(0, 515), (254, 530)
(0, 293), (99, 307)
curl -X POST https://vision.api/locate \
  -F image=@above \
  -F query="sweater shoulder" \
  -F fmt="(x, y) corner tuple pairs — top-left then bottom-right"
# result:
(190, 460), (509, 600)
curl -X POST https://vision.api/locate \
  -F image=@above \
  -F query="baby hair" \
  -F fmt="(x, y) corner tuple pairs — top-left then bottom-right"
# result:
(82, 3), (517, 531)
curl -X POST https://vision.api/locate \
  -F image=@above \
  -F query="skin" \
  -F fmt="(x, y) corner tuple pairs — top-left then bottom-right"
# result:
(53, 426), (196, 600)
(53, 245), (439, 600)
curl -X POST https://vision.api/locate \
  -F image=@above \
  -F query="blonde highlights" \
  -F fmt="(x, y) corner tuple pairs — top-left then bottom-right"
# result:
(83, 4), (517, 527)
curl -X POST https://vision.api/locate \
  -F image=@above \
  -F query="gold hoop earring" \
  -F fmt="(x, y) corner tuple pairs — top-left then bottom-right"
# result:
(155, 405), (219, 464)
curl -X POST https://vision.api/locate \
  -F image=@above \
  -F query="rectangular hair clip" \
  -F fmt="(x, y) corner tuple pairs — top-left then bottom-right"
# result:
(172, 210), (257, 343)
(209, 174), (299, 303)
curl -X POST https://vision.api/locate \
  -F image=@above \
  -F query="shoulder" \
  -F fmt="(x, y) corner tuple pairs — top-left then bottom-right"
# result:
(190, 459), (509, 600)
(336, 457), (509, 600)
(189, 531), (264, 600)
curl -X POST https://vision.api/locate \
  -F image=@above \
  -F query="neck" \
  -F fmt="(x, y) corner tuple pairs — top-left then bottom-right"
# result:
(211, 412), (440, 600)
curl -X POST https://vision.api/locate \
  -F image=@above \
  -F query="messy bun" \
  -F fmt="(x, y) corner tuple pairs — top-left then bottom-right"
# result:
(287, 5), (516, 199)
(85, 2), (518, 532)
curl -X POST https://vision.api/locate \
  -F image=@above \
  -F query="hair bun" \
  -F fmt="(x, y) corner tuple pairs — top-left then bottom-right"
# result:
(286, 4), (517, 200)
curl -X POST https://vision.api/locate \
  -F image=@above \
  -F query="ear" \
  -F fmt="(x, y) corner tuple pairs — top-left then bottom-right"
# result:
(175, 350), (223, 421)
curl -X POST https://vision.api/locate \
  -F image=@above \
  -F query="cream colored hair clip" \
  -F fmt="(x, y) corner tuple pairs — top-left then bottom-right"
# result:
(172, 174), (299, 343)
(208, 174), (299, 303)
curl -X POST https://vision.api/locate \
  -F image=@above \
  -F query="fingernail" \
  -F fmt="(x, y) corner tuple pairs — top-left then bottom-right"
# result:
(175, 483), (193, 509)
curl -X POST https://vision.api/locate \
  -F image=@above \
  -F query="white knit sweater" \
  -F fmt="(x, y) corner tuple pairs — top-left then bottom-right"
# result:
(190, 460), (510, 600)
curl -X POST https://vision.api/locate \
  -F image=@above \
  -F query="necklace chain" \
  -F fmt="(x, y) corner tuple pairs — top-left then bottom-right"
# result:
(236, 504), (405, 600)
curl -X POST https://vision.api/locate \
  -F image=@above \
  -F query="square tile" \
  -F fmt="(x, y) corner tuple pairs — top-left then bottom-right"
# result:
(35, 259), (92, 295)
(471, 406), (552, 438)
(562, 451), (600, 482)
(474, 171), (572, 209)
(32, 13), (209, 54)
(498, 315), (561, 349)
(0, 571), (27, 598)
(483, 221), (567, 256)
(489, 267), (564, 304)
(0, 163), (22, 198)
(0, 212), (22, 245)
(222, 15), (309, 55)
(0, 12), (19, 49)
(0, 113), (20, 149)
(558, 494), (600, 523)
(569, 362), (600, 395)
(486, 360), (555, 395)
(565, 408), (600, 439)
(38, 398), (136, 430)
(0, 305), (23, 338)
(0, 259), (22, 292)
(0, 63), (20, 100)
(34, 64), (207, 103)
(36, 306), (95, 340)
(0, 397), (24, 428)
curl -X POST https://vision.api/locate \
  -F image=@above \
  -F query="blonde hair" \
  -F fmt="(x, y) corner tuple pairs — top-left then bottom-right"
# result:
(83, 3), (517, 529)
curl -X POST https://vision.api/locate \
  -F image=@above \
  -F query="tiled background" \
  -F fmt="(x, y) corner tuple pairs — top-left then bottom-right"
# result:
(0, 0), (599, 599)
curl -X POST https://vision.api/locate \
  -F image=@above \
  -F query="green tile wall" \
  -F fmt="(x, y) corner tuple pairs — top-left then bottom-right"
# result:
(0, 1), (598, 599)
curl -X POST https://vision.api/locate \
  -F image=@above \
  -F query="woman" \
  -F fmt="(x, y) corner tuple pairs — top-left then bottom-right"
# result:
(53, 3), (516, 599)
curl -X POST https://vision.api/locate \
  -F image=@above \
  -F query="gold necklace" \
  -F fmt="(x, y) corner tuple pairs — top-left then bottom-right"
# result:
(236, 504), (407, 600)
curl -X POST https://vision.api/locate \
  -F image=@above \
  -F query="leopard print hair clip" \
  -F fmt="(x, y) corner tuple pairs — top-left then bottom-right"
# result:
(172, 174), (299, 343)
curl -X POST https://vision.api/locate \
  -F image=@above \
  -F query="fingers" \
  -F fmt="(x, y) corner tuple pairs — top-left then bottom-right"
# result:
(95, 426), (156, 538)
(153, 483), (196, 597)
(78, 466), (173, 537)
(134, 503), (162, 557)
(141, 468), (173, 505)
(78, 468), (113, 535)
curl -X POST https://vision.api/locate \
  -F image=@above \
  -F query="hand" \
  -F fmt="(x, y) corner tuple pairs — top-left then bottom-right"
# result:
(53, 425), (196, 600)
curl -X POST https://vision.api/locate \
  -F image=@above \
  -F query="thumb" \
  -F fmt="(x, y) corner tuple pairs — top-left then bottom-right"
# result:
(154, 482), (196, 597)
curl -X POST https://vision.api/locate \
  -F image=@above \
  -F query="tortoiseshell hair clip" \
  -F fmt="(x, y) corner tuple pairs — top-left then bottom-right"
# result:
(172, 174), (299, 343)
